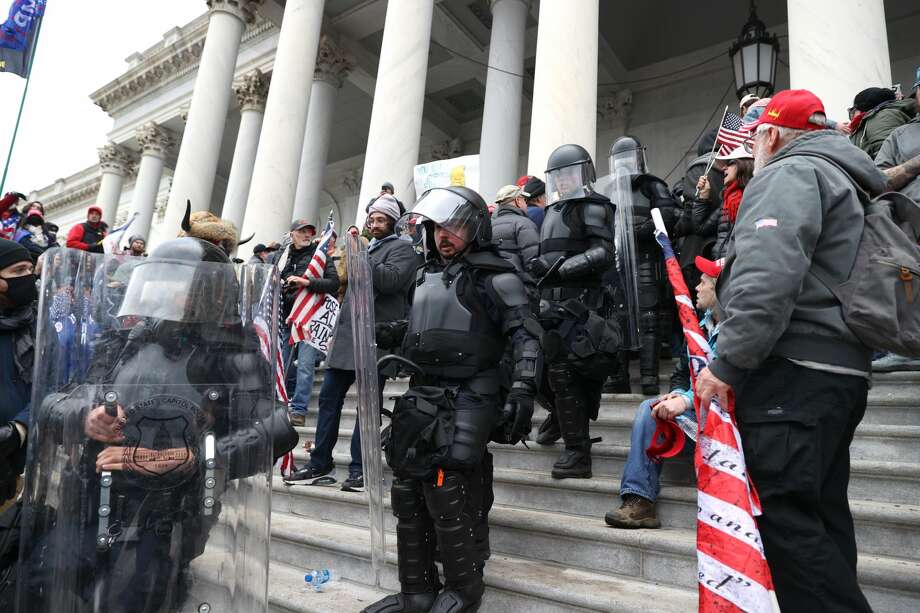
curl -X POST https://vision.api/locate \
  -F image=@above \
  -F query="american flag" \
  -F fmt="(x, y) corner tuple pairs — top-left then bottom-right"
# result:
(651, 209), (778, 613)
(716, 110), (747, 155)
(286, 214), (335, 345)
(253, 271), (289, 405)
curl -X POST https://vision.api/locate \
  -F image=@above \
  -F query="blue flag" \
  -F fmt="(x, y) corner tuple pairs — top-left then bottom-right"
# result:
(0, 0), (46, 78)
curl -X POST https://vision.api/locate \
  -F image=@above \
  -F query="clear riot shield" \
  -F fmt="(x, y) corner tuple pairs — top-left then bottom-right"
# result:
(607, 168), (642, 349)
(17, 247), (280, 613)
(344, 232), (386, 587)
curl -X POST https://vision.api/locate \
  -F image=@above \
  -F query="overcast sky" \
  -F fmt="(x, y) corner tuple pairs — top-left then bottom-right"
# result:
(0, 1), (205, 195)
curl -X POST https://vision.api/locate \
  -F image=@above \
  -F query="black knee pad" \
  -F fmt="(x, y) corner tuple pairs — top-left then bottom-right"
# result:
(546, 363), (577, 392)
(423, 472), (469, 522)
(391, 478), (426, 519)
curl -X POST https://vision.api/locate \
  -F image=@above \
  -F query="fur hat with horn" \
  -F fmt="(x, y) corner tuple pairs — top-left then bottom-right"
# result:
(178, 200), (255, 256)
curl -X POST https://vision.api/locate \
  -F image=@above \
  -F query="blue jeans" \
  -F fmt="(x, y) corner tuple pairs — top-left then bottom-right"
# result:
(309, 368), (387, 476)
(280, 325), (318, 415)
(620, 398), (696, 503)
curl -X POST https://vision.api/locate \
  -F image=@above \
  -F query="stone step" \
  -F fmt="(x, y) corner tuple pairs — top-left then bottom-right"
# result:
(267, 558), (390, 613)
(293, 423), (920, 505)
(270, 510), (697, 612)
(282, 451), (920, 563)
(302, 377), (920, 429)
(270, 488), (920, 613)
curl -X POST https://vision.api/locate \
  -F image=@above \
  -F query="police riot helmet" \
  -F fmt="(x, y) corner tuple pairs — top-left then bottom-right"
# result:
(544, 144), (596, 205)
(610, 136), (648, 176)
(118, 237), (240, 325)
(396, 185), (491, 256)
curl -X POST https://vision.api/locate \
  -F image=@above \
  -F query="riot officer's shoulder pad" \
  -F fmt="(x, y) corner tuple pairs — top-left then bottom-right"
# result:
(487, 272), (530, 308)
(582, 200), (613, 228)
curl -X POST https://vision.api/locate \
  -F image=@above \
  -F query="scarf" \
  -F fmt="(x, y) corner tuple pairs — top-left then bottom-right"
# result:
(722, 180), (744, 224)
(0, 304), (36, 384)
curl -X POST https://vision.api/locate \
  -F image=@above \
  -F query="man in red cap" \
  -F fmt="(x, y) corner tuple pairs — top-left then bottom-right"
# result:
(605, 256), (721, 529)
(65, 205), (108, 253)
(696, 89), (887, 611)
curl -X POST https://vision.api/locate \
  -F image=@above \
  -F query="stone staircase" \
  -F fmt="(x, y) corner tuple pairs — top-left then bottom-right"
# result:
(266, 366), (920, 612)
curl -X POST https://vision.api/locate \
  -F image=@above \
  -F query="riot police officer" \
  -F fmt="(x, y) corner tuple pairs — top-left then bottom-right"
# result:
(362, 186), (541, 613)
(529, 144), (622, 479)
(609, 136), (680, 396)
(16, 238), (297, 613)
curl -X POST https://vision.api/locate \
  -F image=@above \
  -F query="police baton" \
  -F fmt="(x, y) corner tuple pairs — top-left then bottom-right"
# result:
(536, 256), (566, 289)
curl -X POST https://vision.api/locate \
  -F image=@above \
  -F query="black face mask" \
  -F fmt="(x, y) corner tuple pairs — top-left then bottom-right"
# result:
(2, 274), (38, 307)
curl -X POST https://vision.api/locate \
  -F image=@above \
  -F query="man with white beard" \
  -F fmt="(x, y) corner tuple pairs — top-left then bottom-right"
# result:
(694, 89), (887, 612)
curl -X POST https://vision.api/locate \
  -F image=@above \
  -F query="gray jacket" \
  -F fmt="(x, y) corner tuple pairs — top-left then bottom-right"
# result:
(710, 131), (887, 386)
(325, 235), (419, 371)
(875, 115), (920, 203)
(491, 204), (539, 280)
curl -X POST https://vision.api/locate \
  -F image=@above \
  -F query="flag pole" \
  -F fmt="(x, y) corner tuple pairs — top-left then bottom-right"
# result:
(693, 105), (729, 199)
(0, 10), (47, 194)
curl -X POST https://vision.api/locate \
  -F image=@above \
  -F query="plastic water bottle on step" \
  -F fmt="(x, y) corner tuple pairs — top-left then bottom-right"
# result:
(303, 569), (334, 592)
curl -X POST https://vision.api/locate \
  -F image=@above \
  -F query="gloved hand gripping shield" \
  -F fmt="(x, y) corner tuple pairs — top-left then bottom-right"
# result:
(16, 246), (284, 613)
(608, 150), (643, 349)
(344, 232), (386, 588)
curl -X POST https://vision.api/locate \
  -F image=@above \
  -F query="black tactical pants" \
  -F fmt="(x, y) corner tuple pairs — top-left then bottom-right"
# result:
(735, 357), (872, 613)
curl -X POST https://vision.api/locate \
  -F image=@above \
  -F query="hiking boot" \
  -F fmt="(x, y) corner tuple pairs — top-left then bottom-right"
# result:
(341, 472), (364, 492)
(288, 412), (306, 427)
(283, 463), (334, 484)
(361, 592), (438, 613)
(640, 377), (660, 396)
(604, 494), (660, 529)
(535, 413), (561, 446)
(872, 354), (920, 372)
(551, 447), (592, 479)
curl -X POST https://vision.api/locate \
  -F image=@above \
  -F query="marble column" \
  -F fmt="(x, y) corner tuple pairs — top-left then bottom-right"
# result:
(526, 0), (598, 176)
(222, 69), (270, 231)
(787, 0), (891, 120)
(163, 0), (261, 237)
(478, 0), (528, 201)
(131, 123), (175, 242)
(293, 35), (352, 224)
(355, 0), (434, 227)
(96, 143), (134, 226)
(241, 0), (325, 244)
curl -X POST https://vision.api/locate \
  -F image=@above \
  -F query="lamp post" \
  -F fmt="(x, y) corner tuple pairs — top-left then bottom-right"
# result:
(729, 1), (779, 100)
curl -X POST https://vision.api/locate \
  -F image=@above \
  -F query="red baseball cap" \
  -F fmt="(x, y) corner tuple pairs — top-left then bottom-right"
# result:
(746, 89), (826, 131)
(87, 205), (103, 217)
(695, 256), (724, 278)
(516, 175), (532, 188)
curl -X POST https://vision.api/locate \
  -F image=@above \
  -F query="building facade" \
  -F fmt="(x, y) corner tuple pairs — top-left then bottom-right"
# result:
(30, 0), (920, 251)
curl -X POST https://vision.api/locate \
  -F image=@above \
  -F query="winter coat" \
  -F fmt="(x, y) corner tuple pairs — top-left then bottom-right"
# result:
(325, 235), (418, 371)
(16, 226), (53, 262)
(851, 98), (918, 159)
(279, 243), (340, 318)
(875, 115), (920, 203)
(711, 131), (887, 386)
(711, 181), (745, 259)
(0, 303), (35, 473)
(491, 204), (540, 281)
(66, 221), (108, 253)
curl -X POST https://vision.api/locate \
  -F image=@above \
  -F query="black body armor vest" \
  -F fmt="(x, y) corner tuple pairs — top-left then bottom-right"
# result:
(403, 268), (504, 379)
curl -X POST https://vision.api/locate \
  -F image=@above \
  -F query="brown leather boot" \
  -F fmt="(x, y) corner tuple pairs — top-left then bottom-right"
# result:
(604, 494), (661, 529)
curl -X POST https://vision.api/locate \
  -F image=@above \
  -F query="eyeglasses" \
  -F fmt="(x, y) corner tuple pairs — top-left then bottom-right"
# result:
(742, 137), (755, 154)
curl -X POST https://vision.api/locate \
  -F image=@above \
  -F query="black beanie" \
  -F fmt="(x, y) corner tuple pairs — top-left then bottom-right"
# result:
(523, 176), (546, 199)
(0, 238), (30, 271)
(852, 87), (895, 112)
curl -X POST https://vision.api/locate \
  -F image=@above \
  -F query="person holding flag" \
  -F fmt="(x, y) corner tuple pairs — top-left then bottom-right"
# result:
(696, 89), (882, 611)
(279, 218), (339, 426)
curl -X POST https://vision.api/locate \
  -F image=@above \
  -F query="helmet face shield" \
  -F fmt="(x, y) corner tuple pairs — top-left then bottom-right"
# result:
(396, 188), (483, 252)
(117, 259), (239, 323)
(610, 143), (648, 177)
(545, 162), (594, 205)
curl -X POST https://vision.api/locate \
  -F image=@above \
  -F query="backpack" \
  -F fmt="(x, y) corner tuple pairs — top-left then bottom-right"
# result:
(800, 152), (920, 355)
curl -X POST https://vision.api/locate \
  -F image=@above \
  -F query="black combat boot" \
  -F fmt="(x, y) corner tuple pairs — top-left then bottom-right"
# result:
(424, 473), (485, 613)
(534, 412), (561, 445)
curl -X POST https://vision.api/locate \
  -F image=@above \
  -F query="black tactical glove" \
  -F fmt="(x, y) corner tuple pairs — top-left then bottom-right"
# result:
(499, 386), (535, 445)
(375, 320), (408, 350)
(528, 255), (551, 278)
(0, 423), (21, 460)
(0, 460), (16, 502)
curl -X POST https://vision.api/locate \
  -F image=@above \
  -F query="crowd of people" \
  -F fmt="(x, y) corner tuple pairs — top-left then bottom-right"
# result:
(0, 66), (919, 612)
